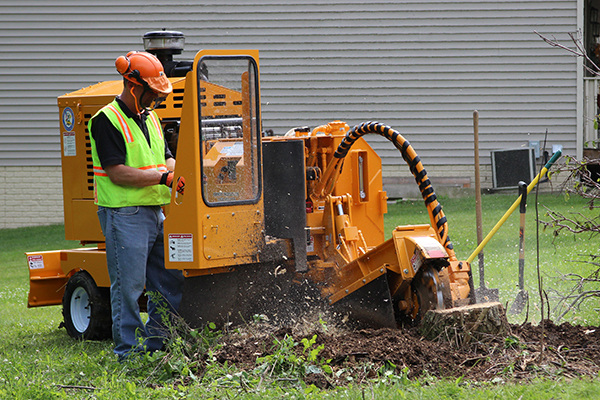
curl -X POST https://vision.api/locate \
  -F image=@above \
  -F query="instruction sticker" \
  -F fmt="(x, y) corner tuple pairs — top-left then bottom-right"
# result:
(63, 132), (76, 157)
(168, 234), (194, 262)
(27, 255), (44, 270)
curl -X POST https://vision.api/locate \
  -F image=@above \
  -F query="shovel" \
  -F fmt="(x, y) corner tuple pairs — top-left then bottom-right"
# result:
(472, 111), (499, 303)
(509, 181), (529, 314)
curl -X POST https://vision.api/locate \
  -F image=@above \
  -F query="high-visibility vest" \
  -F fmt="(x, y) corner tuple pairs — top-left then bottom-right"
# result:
(89, 100), (171, 207)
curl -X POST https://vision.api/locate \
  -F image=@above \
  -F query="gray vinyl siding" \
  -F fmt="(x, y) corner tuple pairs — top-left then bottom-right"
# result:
(0, 1), (578, 170)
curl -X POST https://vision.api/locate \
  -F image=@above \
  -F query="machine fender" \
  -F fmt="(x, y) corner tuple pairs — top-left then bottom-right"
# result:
(27, 250), (68, 308)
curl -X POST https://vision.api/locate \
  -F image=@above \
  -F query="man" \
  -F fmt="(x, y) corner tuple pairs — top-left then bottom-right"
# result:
(89, 51), (185, 360)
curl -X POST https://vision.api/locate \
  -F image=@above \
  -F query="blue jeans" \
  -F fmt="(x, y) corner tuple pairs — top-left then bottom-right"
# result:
(97, 205), (184, 359)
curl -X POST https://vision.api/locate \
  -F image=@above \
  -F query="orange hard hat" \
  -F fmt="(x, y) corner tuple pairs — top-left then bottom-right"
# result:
(115, 51), (172, 95)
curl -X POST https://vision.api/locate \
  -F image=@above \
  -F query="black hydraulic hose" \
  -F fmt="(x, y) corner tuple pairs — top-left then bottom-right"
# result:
(334, 121), (456, 260)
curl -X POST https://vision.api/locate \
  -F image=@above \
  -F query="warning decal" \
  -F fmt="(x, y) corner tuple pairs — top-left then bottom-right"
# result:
(63, 132), (76, 157)
(27, 255), (44, 270)
(168, 234), (194, 262)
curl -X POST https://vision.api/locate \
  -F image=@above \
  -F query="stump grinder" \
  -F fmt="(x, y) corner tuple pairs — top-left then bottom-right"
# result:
(27, 32), (474, 340)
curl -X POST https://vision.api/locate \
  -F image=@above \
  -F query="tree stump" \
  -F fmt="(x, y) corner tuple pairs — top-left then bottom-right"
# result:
(420, 302), (509, 345)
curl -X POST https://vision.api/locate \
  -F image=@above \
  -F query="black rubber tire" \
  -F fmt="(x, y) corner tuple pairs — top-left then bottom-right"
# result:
(62, 271), (112, 340)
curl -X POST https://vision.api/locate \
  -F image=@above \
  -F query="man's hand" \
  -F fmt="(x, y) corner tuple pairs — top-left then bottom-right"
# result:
(159, 171), (173, 187)
(160, 171), (185, 194)
(174, 176), (185, 194)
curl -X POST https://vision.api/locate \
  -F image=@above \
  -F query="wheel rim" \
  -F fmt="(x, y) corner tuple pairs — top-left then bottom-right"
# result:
(70, 286), (91, 333)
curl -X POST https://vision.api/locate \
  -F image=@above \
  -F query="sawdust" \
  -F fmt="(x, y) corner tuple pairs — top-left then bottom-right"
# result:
(213, 319), (600, 384)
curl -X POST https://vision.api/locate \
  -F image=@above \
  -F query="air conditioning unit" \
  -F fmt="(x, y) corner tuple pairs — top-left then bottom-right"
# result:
(491, 148), (536, 189)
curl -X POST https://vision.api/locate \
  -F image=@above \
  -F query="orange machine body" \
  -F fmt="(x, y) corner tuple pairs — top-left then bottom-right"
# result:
(28, 49), (471, 333)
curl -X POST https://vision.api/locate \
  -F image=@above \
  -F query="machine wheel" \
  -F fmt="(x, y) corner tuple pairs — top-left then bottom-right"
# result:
(62, 271), (112, 340)
(412, 265), (444, 320)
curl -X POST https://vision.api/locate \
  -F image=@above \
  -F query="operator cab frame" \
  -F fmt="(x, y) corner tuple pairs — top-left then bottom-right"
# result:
(163, 50), (267, 273)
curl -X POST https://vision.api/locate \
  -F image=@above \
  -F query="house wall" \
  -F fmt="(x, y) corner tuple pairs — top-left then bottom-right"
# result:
(0, 167), (63, 228)
(0, 0), (579, 229)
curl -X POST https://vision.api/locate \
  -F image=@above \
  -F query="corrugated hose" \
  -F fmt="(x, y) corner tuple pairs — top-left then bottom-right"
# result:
(334, 121), (456, 260)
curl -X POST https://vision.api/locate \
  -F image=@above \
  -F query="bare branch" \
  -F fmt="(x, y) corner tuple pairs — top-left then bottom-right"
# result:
(535, 31), (583, 56)
(539, 155), (600, 322)
(549, 257), (600, 322)
(541, 207), (600, 235)
(535, 30), (600, 76)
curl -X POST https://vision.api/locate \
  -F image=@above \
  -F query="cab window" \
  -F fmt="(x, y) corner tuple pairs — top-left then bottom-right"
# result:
(197, 56), (260, 205)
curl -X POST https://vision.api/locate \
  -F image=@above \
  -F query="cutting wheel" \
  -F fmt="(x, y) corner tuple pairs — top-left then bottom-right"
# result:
(412, 265), (444, 319)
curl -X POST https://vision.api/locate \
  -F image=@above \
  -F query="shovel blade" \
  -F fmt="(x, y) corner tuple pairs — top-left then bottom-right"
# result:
(509, 290), (529, 315)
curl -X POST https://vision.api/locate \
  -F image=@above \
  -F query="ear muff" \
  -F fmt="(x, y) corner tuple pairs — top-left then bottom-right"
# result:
(115, 55), (131, 76)
(116, 55), (146, 88)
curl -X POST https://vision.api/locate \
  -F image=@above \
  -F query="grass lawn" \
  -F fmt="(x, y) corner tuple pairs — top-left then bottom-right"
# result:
(1, 193), (599, 399)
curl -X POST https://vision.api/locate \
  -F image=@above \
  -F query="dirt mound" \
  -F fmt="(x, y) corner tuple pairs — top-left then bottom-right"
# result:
(214, 320), (600, 384)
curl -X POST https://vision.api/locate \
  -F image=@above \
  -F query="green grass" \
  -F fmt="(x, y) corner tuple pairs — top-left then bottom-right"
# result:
(2, 194), (600, 399)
